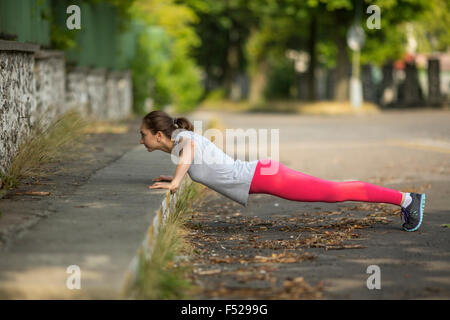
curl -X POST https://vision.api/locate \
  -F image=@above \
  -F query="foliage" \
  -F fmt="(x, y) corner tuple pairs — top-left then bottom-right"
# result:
(129, 0), (204, 114)
(133, 181), (202, 299)
(131, 0), (201, 55)
(20, 0), (448, 107)
(411, 0), (450, 53)
(130, 23), (203, 114)
(48, 0), (79, 50)
(0, 110), (88, 190)
(130, 25), (171, 115)
(317, 40), (338, 69)
(169, 50), (205, 112)
(183, 0), (438, 101)
(264, 53), (297, 99)
(360, 0), (431, 66)
(48, 0), (204, 114)
(360, 24), (407, 66)
(203, 88), (226, 102)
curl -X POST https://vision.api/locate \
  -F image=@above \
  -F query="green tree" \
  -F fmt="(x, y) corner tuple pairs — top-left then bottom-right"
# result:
(182, 0), (432, 104)
(129, 0), (204, 113)
(411, 0), (450, 53)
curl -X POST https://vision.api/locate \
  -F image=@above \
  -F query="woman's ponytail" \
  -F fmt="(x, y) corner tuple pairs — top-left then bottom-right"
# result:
(142, 111), (194, 139)
(174, 117), (194, 131)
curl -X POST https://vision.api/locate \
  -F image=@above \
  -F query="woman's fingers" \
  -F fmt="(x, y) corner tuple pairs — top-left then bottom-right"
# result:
(152, 175), (172, 182)
(149, 182), (170, 189)
(149, 182), (178, 195)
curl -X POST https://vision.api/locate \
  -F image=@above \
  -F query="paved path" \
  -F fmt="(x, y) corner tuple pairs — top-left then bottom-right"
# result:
(0, 119), (180, 299)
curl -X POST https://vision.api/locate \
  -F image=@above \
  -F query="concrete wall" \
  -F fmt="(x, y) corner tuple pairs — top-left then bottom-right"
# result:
(34, 51), (67, 127)
(106, 71), (133, 120)
(66, 67), (133, 120)
(0, 50), (35, 175)
(0, 40), (133, 176)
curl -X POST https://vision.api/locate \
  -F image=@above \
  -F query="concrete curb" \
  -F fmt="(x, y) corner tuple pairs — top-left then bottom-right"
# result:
(120, 176), (192, 298)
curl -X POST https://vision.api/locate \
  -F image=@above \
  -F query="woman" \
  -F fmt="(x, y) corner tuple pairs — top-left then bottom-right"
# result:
(140, 111), (426, 232)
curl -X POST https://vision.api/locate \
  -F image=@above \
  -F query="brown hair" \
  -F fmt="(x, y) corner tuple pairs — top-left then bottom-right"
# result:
(142, 110), (194, 139)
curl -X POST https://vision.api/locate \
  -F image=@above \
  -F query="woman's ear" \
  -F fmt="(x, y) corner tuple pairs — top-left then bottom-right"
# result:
(157, 131), (166, 143)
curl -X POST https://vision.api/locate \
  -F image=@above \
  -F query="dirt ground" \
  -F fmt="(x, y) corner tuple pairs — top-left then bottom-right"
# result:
(183, 109), (450, 300)
(185, 187), (408, 299)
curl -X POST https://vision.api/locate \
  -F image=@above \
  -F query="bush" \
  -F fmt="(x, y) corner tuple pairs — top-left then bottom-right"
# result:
(131, 25), (203, 115)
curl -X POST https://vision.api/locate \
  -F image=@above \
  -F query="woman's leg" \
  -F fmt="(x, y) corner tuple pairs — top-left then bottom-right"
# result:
(249, 159), (403, 206)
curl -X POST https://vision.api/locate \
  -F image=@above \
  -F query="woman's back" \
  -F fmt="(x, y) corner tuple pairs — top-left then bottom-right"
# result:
(173, 129), (258, 207)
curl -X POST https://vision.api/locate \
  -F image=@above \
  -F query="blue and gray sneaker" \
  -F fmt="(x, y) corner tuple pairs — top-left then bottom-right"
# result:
(400, 193), (426, 232)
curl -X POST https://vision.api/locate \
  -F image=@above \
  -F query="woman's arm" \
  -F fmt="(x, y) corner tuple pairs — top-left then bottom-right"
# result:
(149, 137), (195, 193)
(170, 137), (195, 191)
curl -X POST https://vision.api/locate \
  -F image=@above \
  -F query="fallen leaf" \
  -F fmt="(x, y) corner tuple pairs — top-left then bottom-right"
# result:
(14, 191), (51, 196)
(325, 244), (366, 250)
(197, 268), (221, 275)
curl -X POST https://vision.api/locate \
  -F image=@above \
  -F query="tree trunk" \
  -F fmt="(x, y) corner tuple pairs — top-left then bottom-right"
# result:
(249, 58), (268, 105)
(226, 43), (241, 101)
(427, 58), (442, 107)
(362, 64), (376, 103)
(380, 62), (395, 107)
(307, 14), (317, 101)
(334, 26), (349, 101)
(403, 62), (424, 107)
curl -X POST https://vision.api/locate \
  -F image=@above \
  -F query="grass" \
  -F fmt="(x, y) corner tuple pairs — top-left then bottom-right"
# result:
(0, 109), (89, 190)
(199, 99), (381, 115)
(132, 180), (206, 299)
(250, 100), (381, 115)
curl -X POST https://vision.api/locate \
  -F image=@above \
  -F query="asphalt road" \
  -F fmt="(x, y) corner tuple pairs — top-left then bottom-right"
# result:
(186, 108), (450, 299)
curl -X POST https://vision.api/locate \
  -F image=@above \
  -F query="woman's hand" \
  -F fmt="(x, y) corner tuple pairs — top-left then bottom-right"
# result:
(149, 181), (179, 194)
(152, 175), (173, 182)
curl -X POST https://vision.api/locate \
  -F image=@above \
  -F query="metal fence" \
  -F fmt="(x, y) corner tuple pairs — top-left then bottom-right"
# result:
(0, 0), (136, 70)
(0, 0), (50, 45)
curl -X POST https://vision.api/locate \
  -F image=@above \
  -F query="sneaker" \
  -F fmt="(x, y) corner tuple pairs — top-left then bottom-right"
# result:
(401, 192), (426, 232)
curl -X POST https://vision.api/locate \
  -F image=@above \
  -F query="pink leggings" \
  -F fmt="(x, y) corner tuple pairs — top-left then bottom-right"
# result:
(249, 159), (403, 206)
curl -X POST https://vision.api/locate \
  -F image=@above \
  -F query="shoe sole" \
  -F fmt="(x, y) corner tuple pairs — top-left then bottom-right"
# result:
(403, 193), (426, 232)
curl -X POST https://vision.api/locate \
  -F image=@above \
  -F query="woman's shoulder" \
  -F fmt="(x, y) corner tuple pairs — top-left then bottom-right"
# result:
(173, 129), (196, 143)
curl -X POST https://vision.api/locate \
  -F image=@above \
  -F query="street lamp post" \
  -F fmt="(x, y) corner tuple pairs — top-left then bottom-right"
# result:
(347, 24), (366, 109)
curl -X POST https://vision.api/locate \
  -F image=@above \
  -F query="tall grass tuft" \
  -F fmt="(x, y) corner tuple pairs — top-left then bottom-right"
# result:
(0, 109), (89, 189)
(133, 181), (204, 299)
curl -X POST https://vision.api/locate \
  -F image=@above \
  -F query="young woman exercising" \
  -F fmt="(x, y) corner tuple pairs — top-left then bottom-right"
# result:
(140, 111), (426, 232)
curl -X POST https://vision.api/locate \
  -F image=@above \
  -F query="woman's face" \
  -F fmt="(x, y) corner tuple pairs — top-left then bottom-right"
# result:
(140, 122), (159, 152)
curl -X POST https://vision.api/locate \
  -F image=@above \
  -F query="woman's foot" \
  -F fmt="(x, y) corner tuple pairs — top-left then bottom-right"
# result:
(401, 193), (426, 232)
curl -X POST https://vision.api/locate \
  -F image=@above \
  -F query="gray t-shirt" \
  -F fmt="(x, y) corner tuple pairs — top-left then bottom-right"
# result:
(173, 129), (258, 207)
